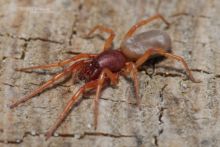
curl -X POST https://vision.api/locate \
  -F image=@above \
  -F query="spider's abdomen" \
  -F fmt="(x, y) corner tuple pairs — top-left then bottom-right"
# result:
(97, 50), (126, 72)
(121, 30), (172, 60)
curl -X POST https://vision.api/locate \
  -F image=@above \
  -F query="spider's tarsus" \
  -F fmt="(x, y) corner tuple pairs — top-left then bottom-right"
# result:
(9, 102), (18, 109)
(15, 68), (21, 71)
(45, 131), (53, 141)
(15, 67), (26, 71)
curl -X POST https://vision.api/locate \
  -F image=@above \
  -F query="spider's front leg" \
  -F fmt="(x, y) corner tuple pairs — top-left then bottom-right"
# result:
(9, 60), (85, 109)
(16, 53), (96, 71)
(93, 68), (119, 129)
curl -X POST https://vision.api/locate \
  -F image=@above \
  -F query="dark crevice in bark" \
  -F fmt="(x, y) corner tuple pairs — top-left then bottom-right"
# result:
(153, 135), (158, 147)
(79, 132), (135, 139)
(20, 42), (28, 60)
(0, 33), (63, 44)
(153, 84), (167, 146)
(171, 12), (211, 19)
(69, 2), (85, 46)
(0, 131), (134, 144)
(68, 16), (78, 46)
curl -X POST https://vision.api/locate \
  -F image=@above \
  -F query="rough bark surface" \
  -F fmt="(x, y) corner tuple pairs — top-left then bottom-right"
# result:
(0, 0), (220, 147)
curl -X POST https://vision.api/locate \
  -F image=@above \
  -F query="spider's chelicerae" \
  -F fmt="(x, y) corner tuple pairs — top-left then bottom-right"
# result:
(10, 14), (200, 140)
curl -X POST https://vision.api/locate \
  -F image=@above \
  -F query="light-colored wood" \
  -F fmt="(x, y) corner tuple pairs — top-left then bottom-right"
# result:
(0, 0), (220, 146)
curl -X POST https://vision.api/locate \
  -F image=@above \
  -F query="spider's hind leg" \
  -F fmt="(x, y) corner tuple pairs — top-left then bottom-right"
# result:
(135, 48), (200, 83)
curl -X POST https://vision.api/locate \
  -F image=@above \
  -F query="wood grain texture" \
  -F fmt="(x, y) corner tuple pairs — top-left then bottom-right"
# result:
(0, 0), (220, 146)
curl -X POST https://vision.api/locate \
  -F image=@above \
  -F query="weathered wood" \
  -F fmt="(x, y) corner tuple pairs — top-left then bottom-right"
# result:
(0, 0), (219, 146)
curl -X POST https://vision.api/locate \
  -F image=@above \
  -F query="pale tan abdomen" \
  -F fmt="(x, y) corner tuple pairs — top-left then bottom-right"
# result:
(120, 30), (172, 60)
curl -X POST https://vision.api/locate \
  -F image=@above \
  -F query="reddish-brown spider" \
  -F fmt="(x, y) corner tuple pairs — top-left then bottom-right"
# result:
(9, 14), (199, 140)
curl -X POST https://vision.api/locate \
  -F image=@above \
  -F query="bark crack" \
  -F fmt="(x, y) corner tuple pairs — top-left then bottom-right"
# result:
(153, 68), (217, 79)
(153, 84), (167, 146)
(0, 130), (134, 144)
(68, 2), (85, 46)
(68, 14), (79, 46)
(20, 42), (28, 59)
(171, 12), (211, 19)
(0, 33), (63, 44)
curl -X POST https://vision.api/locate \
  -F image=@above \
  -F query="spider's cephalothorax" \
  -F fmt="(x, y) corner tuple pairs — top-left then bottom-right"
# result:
(79, 50), (126, 82)
(78, 59), (101, 82)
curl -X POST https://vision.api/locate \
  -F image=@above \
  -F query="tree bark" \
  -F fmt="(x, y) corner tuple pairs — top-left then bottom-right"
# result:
(0, 0), (219, 146)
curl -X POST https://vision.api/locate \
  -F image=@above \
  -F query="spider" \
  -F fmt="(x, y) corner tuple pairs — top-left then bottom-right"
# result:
(9, 14), (199, 140)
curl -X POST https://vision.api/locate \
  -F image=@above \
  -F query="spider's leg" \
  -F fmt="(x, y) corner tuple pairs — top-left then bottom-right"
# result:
(86, 25), (115, 51)
(9, 61), (85, 109)
(122, 62), (140, 108)
(16, 53), (96, 71)
(135, 48), (200, 83)
(121, 13), (170, 43)
(94, 68), (118, 129)
(45, 80), (98, 140)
